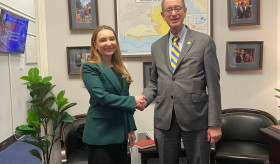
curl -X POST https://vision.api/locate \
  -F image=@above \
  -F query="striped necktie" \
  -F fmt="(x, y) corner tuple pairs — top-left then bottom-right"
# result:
(171, 36), (180, 72)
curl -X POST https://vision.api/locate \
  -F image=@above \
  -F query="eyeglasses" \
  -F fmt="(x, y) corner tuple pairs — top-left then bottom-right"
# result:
(163, 6), (183, 14)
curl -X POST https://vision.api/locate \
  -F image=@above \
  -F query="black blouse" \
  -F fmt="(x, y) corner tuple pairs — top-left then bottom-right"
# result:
(110, 67), (123, 88)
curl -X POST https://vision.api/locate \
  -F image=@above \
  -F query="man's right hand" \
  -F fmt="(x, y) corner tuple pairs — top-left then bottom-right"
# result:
(135, 94), (147, 111)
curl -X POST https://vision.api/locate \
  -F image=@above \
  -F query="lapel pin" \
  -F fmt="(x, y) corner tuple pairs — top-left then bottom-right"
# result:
(187, 41), (191, 45)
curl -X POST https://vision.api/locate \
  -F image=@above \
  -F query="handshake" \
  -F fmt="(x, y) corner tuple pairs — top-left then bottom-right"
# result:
(135, 94), (147, 111)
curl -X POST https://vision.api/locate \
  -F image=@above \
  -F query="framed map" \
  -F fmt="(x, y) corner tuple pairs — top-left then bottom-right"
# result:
(115, 0), (213, 56)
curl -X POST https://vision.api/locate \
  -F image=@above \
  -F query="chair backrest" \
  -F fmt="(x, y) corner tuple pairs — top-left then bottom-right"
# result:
(220, 108), (278, 144)
(60, 114), (86, 158)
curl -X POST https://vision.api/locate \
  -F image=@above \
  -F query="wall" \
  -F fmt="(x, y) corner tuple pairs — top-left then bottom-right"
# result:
(276, 2), (280, 120)
(214, 1), (278, 117)
(0, 0), (36, 144)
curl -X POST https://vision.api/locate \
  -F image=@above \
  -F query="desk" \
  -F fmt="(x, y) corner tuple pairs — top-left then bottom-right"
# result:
(137, 133), (186, 164)
(260, 125), (280, 164)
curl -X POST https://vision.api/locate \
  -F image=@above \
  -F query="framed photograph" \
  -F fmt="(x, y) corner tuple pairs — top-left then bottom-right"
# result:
(228, 0), (260, 27)
(66, 46), (90, 75)
(143, 62), (152, 88)
(226, 41), (263, 71)
(68, 0), (99, 30)
(115, 0), (213, 56)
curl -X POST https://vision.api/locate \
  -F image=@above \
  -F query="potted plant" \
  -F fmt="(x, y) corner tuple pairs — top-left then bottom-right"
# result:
(15, 68), (77, 164)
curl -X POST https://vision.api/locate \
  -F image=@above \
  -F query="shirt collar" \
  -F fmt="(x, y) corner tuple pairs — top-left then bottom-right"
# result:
(169, 26), (187, 41)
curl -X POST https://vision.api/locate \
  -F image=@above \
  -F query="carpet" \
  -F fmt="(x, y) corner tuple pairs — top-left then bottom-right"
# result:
(0, 136), (41, 164)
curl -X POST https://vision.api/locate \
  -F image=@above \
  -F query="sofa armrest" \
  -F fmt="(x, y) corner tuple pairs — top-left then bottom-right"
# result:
(60, 114), (87, 164)
(61, 140), (67, 164)
(60, 122), (72, 164)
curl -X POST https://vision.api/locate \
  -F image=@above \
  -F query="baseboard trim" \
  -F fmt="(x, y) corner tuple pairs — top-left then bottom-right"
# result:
(0, 135), (20, 152)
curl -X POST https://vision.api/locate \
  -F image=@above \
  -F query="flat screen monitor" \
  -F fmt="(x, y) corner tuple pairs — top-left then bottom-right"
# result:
(0, 8), (29, 53)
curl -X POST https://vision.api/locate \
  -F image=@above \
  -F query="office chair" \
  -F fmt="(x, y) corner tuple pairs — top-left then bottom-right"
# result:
(60, 114), (87, 164)
(60, 114), (132, 164)
(211, 108), (278, 164)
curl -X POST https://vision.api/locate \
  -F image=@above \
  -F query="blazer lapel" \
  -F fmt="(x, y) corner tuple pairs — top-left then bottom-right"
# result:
(175, 26), (194, 72)
(161, 34), (173, 73)
(101, 61), (122, 95)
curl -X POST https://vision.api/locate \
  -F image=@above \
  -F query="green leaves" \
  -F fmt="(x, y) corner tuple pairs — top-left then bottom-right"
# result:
(22, 138), (50, 155)
(15, 125), (37, 136)
(61, 103), (77, 113)
(55, 91), (77, 112)
(29, 149), (42, 161)
(20, 76), (33, 82)
(56, 90), (69, 109)
(16, 67), (77, 164)
(28, 67), (39, 77)
(21, 68), (42, 83)
(274, 88), (280, 99)
(28, 67), (41, 83)
(42, 76), (52, 84)
(63, 115), (76, 123)
(27, 110), (41, 128)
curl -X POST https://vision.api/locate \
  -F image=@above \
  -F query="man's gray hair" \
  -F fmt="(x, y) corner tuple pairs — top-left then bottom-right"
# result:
(161, 0), (186, 10)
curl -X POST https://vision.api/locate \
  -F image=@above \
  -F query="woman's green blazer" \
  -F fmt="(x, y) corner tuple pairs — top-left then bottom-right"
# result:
(82, 61), (137, 145)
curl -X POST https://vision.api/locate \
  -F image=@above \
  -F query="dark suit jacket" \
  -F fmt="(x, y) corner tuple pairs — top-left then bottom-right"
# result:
(236, 55), (245, 63)
(244, 5), (250, 18)
(82, 62), (136, 145)
(143, 26), (222, 131)
(237, 6), (245, 19)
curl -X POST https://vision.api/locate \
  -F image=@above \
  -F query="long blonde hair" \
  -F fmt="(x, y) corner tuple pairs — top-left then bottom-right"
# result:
(87, 25), (133, 83)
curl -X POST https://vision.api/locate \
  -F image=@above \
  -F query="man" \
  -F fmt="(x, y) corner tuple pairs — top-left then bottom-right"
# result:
(138, 0), (222, 163)
(236, 49), (245, 63)
(75, 53), (83, 67)
(244, 1), (250, 18)
(80, 8), (85, 22)
(237, 2), (244, 19)
(244, 53), (251, 63)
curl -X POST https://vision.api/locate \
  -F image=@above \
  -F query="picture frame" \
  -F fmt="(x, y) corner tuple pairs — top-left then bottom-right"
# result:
(143, 62), (152, 88)
(226, 41), (263, 71)
(66, 46), (90, 75)
(68, 0), (99, 30)
(228, 0), (260, 27)
(115, 0), (213, 56)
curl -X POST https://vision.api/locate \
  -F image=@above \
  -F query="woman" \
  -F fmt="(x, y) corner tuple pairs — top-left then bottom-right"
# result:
(82, 25), (141, 164)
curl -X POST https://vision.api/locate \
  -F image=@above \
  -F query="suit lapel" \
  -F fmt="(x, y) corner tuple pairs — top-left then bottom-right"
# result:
(175, 26), (194, 71)
(161, 34), (173, 73)
(101, 61), (122, 95)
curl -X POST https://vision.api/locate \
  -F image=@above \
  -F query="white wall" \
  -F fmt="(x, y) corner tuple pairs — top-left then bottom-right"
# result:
(0, 53), (13, 143)
(277, 0), (280, 120)
(215, 1), (278, 116)
(0, 0), (37, 144)
(43, 0), (279, 164)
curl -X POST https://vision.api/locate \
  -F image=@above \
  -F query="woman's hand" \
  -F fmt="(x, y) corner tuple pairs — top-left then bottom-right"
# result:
(128, 131), (136, 148)
(134, 96), (141, 105)
(135, 95), (147, 111)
